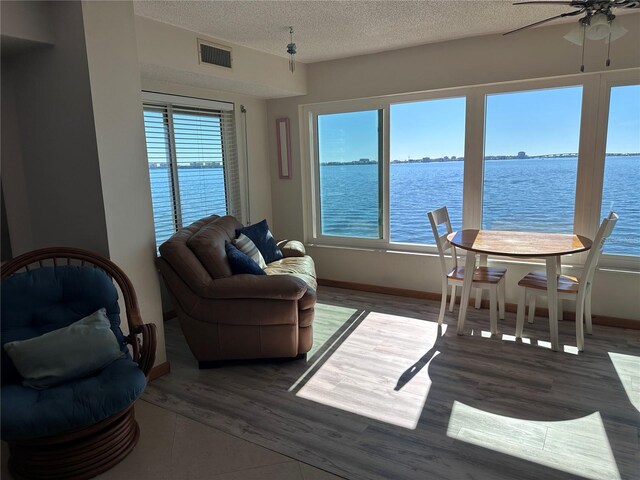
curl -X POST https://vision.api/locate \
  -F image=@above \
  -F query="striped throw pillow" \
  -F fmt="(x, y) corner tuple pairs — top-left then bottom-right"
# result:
(233, 233), (267, 269)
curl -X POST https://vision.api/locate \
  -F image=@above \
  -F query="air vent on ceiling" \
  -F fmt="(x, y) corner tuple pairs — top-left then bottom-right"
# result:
(198, 39), (232, 69)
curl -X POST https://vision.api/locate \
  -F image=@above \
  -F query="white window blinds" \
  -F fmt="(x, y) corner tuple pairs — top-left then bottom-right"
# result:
(142, 93), (242, 250)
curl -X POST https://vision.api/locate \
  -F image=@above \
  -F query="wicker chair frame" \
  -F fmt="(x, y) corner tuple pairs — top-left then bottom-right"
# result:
(1, 247), (157, 480)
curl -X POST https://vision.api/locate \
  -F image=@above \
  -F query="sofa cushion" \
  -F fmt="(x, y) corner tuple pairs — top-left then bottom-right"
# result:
(1, 266), (126, 386)
(225, 242), (266, 276)
(1, 357), (146, 441)
(187, 216), (244, 279)
(159, 215), (220, 296)
(236, 219), (283, 264)
(4, 309), (125, 390)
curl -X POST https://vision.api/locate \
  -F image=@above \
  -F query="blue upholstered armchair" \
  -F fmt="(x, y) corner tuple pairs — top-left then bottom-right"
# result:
(1, 248), (157, 480)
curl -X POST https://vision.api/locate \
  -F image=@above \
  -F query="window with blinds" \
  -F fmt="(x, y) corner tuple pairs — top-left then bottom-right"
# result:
(142, 92), (242, 250)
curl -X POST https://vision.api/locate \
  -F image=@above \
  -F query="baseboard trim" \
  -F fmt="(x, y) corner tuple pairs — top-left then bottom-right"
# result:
(318, 278), (441, 301)
(148, 361), (171, 382)
(317, 278), (639, 330)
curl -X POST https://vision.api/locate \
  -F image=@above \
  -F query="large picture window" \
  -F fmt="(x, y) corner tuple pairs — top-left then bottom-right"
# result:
(390, 97), (465, 244)
(600, 84), (640, 256)
(317, 110), (382, 239)
(142, 93), (241, 250)
(482, 86), (582, 233)
(305, 73), (638, 264)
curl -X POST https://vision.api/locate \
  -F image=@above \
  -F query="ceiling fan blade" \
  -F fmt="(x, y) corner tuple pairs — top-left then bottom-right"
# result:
(613, 0), (640, 7)
(503, 9), (584, 36)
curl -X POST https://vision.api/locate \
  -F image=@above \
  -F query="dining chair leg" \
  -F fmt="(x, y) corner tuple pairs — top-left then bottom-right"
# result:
(585, 283), (593, 335)
(528, 296), (536, 324)
(575, 295), (585, 352)
(558, 298), (564, 321)
(457, 253), (477, 335)
(475, 288), (482, 309)
(498, 279), (506, 320)
(449, 284), (457, 312)
(489, 286), (498, 335)
(438, 279), (448, 325)
(516, 287), (526, 338)
(545, 258), (560, 352)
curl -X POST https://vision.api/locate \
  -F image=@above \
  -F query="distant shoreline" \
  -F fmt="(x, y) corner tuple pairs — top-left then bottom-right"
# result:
(320, 153), (639, 166)
(146, 153), (639, 169)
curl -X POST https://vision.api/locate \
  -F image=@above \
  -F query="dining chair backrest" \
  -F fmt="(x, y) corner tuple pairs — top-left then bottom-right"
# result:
(579, 211), (618, 292)
(427, 207), (458, 275)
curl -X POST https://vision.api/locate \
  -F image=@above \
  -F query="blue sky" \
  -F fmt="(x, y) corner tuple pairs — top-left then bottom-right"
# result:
(608, 84), (640, 153)
(317, 84), (640, 162)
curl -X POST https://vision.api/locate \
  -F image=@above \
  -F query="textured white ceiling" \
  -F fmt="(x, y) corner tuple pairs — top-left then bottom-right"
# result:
(133, 1), (633, 64)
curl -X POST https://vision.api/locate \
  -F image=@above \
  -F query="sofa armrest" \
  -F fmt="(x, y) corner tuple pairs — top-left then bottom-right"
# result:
(202, 274), (308, 301)
(276, 240), (306, 258)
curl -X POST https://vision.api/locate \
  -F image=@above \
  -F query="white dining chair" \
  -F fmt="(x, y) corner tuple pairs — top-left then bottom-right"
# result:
(427, 207), (507, 331)
(515, 211), (618, 351)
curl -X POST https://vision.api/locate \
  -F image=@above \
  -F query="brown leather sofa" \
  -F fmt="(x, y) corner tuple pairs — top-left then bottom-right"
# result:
(157, 215), (316, 367)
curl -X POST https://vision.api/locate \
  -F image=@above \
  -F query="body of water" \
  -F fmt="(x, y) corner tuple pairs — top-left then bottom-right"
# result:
(150, 156), (639, 256)
(319, 156), (639, 255)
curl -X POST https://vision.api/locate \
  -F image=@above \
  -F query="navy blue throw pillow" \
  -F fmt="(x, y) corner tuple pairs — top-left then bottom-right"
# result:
(236, 219), (283, 264)
(225, 242), (266, 275)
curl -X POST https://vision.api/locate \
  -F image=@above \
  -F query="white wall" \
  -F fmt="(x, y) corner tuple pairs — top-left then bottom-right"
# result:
(1, 1), (110, 256)
(1, 56), (32, 254)
(0, 0), (53, 46)
(266, 14), (640, 321)
(82, 0), (166, 364)
(134, 15), (307, 99)
(134, 14), (286, 229)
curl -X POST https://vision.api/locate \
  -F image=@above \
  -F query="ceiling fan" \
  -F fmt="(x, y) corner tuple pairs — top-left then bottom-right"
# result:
(504, 0), (639, 36)
(504, 0), (639, 70)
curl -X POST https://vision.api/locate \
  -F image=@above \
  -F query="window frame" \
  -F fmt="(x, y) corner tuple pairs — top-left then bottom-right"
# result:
(588, 71), (640, 269)
(478, 81), (585, 237)
(310, 99), (389, 249)
(301, 69), (640, 268)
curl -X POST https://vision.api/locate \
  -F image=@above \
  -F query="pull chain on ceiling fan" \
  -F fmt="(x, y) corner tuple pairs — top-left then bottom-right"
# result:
(504, 0), (639, 71)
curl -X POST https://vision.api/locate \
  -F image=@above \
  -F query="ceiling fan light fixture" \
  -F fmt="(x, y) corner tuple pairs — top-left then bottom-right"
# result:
(565, 16), (627, 46)
(607, 21), (628, 43)
(507, 0), (638, 72)
(585, 13), (611, 40)
(564, 23), (586, 45)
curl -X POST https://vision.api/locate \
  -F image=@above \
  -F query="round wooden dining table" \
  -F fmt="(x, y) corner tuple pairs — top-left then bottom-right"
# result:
(447, 229), (592, 351)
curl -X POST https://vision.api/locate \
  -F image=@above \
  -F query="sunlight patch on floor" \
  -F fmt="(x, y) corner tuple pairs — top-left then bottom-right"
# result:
(502, 334), (532, 344)
(506, 336), (579, 354)
(308, 303), (360, 360)
(609, 352), (640, 412)
(296, 312), (446, 429)
(447, 401), (620, 480)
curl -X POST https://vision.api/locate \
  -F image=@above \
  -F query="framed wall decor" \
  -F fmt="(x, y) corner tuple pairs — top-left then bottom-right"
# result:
(276, 117), (292, 179)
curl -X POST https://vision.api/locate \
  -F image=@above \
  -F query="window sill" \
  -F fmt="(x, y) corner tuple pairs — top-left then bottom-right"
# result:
(305, 242), (640, 274)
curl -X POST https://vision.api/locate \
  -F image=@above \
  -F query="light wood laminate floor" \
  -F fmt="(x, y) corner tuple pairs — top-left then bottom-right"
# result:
(144, 287), (640, 480)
